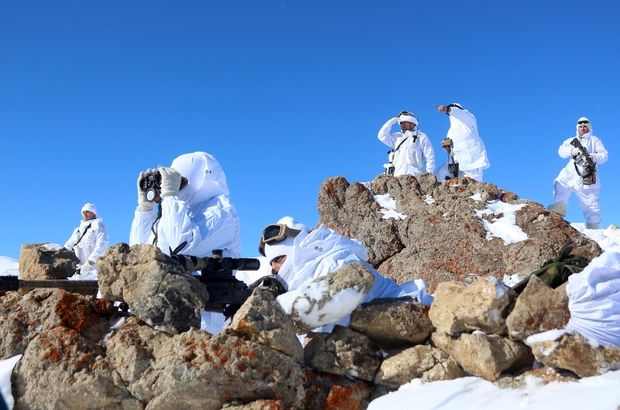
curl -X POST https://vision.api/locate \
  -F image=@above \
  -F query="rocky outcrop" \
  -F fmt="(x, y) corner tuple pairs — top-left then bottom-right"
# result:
(317, 174), (602, 292)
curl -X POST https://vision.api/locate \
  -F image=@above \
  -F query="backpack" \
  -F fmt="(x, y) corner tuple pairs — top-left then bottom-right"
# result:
(511, 253), (590, 294)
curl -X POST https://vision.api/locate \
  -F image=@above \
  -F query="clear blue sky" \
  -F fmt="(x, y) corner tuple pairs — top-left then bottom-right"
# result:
(1, 1), (618, 260)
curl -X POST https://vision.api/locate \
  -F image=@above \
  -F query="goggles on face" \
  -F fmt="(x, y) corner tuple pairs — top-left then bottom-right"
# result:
(258, 224), (302, 257)
(578, 120), (590, 125)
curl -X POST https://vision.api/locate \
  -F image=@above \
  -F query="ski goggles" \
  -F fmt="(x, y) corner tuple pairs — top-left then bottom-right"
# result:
(258, 224), (302, 257)
(577, 120), (590, 125)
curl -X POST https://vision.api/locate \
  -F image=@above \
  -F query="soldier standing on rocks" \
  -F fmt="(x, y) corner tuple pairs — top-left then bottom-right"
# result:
(547, 117), (608, 230)
(377, 110), (435, 177)
(63, 203), (109, 277)
(258, 216), (433, 333)
(434, 103), (490, 182)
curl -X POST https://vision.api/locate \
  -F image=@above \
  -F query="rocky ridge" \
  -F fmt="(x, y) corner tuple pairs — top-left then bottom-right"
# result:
(1, 173), (618, 409)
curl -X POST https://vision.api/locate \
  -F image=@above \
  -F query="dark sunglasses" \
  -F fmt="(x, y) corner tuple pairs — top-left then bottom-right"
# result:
(578, 121), (590, 125)
(258, 224), (302, 256)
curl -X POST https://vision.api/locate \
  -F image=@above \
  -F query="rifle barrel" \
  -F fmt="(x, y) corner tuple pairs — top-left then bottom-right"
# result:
(19, 279), (98, 289)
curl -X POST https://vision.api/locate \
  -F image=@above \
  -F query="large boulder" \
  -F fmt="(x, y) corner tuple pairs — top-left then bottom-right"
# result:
(19, 243), (79, 280)
(146, 331), (307, 409)
(317, 175), (602, 292)
(96, 243), (209, 334)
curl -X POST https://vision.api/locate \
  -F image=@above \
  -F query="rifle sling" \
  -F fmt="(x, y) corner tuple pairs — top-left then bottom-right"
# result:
(73, 223), (92, 247)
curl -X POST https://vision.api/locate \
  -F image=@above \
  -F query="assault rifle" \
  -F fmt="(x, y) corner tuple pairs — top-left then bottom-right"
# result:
(0, 250), (274, 319)
(442, 138), (459, 179)
(570, 137), (597, 185)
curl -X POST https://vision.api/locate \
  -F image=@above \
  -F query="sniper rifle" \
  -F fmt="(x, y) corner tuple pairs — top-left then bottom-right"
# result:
(0, 249), (277, 319)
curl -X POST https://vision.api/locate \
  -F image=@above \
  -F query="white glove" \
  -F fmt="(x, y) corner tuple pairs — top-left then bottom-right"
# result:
(571, 147), (581, 156)
(136, 169), (157, 212)
(159, 166), (183, 198)
(79, 262), (92, 276)
(389, 117), (399, 125)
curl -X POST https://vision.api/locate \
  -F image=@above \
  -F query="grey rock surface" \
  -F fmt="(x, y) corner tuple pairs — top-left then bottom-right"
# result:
(304, 325), (382, 381)
(97, 243), (209, 334)
(317, 174), (602, 292)
(350, 297), (434, 349)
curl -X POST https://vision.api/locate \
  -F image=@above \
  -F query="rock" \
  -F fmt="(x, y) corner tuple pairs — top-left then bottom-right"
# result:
(18, 243), (80, 280)
(432, 331), (534, 382)
(429, 277), (516, 335)
(506, 275), (571, 341)
(374, 345), (467, 388)
(221, 400), (289, 409)
(104, 315), (170, 403)
(96, 243), (209, 334)
(304, 325), (382, 382)
(278, 261), (376, 334)
(530, 331), (620, 378)
(0, 289), (117, 359)
(317, 175), (602, 292)
(226, 288), (304, 365)
(303, 369), (371, 410)
(350, 297), (434, 349)
(496, 366), (578, 389)
(147, 330), (307, 409)
(12, 326), (141, 410)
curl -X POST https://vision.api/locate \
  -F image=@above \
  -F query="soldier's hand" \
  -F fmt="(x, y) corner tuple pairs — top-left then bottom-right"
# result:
(435, 105), (448, 113)
(441, 138), (452, 152)
(571, 147), (581, 156)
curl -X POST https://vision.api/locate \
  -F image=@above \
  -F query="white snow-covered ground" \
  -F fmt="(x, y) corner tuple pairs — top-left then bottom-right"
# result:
(1, 207), (620, 409)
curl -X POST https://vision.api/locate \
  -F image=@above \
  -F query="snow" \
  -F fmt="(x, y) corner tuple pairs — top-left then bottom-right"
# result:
(372, 193), (408, 220)
(475, 200), (529, 245)
(2, 221), (620, 409)
(0, 257), (19, 278)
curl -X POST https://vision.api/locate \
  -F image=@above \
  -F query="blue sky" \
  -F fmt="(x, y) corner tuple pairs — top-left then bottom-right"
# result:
(1, 1), (619, 260)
